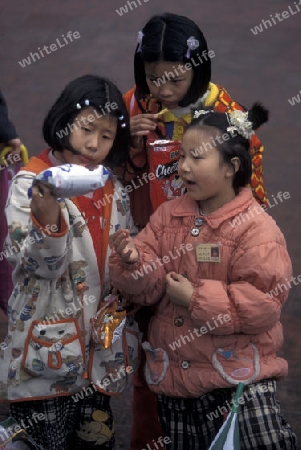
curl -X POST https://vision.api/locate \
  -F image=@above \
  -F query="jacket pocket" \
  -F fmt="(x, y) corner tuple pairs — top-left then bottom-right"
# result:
(212, 342), (260, 385)
(22, 318), (85, 379)
(142, 341), (169, 385)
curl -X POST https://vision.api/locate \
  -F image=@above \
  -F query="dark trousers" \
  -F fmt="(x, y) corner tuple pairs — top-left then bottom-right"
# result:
(130, 307), (164, 450)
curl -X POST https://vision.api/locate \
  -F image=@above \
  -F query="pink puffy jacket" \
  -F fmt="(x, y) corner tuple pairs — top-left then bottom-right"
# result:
(109, 188), (292, 398)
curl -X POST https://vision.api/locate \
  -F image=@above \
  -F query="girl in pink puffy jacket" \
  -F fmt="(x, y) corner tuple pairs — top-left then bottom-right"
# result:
(109, 104), (296, 449)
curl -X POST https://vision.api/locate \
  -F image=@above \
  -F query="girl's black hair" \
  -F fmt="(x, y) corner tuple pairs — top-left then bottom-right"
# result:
(188, 103), (269, 191)
(43, 74), (130, 169)
(134, 13), (211, 107)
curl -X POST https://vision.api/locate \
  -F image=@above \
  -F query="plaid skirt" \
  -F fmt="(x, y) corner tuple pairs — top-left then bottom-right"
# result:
(157, 379), (297, 450)
(10, 386), (114, 450)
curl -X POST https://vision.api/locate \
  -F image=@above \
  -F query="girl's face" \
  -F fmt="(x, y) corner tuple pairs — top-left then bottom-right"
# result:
(178, 128), (237, 214)
(59, 107), (117, 167)
(144, 61), (193, 109)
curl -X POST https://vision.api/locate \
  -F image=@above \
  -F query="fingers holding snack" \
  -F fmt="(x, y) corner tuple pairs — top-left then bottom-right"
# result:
(130, 114), (158, 137)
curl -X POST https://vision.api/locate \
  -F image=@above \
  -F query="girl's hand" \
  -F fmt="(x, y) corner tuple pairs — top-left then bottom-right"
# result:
(7, 138), (21, 156)
(166, 272), (194, 308)
(130, 114), (158, 148)
(111, 228), (139, 263)
(30, 183), (60, 230)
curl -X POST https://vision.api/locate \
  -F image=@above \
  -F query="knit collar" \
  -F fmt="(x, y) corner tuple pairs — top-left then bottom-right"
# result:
(168, 89), (210, 119)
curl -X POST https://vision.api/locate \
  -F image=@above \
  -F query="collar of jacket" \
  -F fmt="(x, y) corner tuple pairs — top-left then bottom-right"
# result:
(170, 187), (254, 229)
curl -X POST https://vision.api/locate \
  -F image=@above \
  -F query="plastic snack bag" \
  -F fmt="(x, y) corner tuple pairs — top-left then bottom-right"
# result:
(89, 294), (142, 395)
(27, 163), (111, 199)
(90, 294), (126, 349)
(147, 140), (184, 210)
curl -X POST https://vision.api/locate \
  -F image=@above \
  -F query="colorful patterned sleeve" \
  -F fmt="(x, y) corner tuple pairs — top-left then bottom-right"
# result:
(4, 172), (72, 279)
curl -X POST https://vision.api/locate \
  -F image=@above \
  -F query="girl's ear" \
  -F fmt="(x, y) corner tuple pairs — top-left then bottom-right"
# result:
(230, 157), (240, 174)
(225, 157), (240, 178)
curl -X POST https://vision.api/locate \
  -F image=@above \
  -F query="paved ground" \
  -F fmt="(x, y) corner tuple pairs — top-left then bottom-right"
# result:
(0, 0), (301, 448)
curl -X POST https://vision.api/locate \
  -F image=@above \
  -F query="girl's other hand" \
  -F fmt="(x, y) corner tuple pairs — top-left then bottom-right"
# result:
(111, 228), (139, 263)
(30, 183), (60, 231)
(6, 138), (21, 155)
(166, 272), (194, 308)
(130, 114), (158, 148)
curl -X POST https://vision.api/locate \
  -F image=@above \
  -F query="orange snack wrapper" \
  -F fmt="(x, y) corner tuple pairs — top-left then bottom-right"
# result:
(90, 294), (126, 349)
(148, 140), (185, 210)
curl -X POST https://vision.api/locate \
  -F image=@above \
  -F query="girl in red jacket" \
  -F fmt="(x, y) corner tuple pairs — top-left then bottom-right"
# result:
(110, 104), (296, 449)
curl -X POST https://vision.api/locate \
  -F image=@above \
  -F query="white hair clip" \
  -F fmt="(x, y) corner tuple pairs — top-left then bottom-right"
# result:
(76, 103), (81, 109)
(118, 114), (126, 128)
(193, 109), (210, 119)
(137, 31), (144, 53)
(226, 126), (238, 135)
(227, 110), (254, 140)
(185, 36), (199, 58)
(84, 99), (90, 106)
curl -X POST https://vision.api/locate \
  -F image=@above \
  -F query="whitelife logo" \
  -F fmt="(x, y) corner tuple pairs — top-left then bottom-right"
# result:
(56, 102), (118, 138)
(71, 365), (134, 402)
(18, 31), (81, 68)
(206, 383), (269, 421)
(131, 244), (193, 280)
(116, 0), (150, 17)
(152, 51), (215, 88)
(169, 314), (231, 351)
(267, 274), (301, 299)
(228, 191), (291, 229)
(288, 89), (301, 106)
(250, 1), (301, 35)
(0, 153), (22, 172)
(0, 224), (59, 262)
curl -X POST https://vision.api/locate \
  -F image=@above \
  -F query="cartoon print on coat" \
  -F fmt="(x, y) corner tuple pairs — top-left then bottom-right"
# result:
(0, 335), (12, 359)
(24, 322), (84, 378)
(61, 355), (84, 375)
(55, 270), (74, 303)
(69, 215), (87, 238)
(7, 359), (20, 385)
(99, 359), (127, 392)
(6, 306), (18, 332)
(21, 255), (39, 273)
(120, 190), (130, 214)
(8, 221), (28, 244)
(28, 228), (49, 249)
(77, 410), (114, 445)
(44, 255), (64, 272)
(16, 299), (36, 332)
(50, 375), (79, 393)
(70, 260), (88, 285)
(19, 275), (40, 296)
(33, 326), (74, 344)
